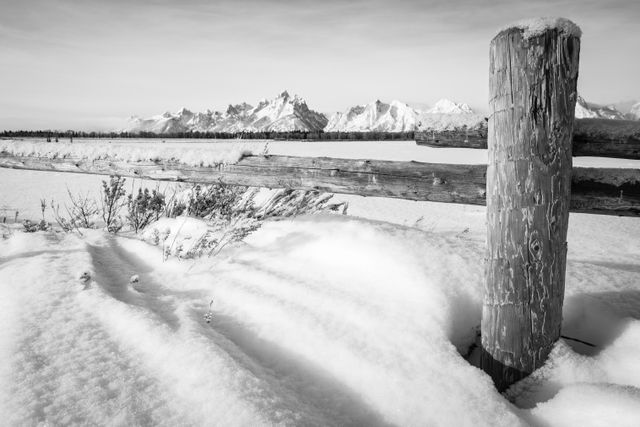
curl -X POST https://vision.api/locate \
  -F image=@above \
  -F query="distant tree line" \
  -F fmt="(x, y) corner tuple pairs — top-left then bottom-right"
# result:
(1, 130), (415, 141)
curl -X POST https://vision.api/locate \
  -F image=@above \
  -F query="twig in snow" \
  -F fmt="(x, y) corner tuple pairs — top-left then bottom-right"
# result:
(204, 299), (214, 323)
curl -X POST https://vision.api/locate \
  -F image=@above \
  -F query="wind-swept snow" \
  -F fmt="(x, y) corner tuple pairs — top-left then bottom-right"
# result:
(1, 209), (639, 425)
(0, 217), (523, 426)
(529, 384), (640, 427)
(1, 136), (640, 425)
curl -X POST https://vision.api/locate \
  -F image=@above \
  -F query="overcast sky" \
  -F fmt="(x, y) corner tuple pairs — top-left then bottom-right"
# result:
(1, 0), (638, 130)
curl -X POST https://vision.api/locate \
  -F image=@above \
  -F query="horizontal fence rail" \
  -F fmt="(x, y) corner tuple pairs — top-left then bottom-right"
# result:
(1, 153), (639, 216)
(416, 118), (640, 160)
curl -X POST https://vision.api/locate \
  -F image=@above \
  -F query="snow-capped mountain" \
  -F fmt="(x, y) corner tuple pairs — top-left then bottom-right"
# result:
(426, 99), (473, 114)
(574, 96), (626, 120)
(415, 99), (486, 131)
(325, 100), (420, 132)
(627, 102), (640, 120)
(126, 95), (487, 134)
(125, 91), (328, 133)
(127, 108), (196, 134)
(415, 112), (487, 132)
(611, 100), (638, 115)
(246, 91), (328, 132)
(325, 99), (484, 132)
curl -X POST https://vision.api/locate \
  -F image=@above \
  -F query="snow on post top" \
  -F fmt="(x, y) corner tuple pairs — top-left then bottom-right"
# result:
(498, 17), (582, 40)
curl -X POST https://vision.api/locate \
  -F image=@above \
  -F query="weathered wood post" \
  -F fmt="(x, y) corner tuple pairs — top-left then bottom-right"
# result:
(481, 18), (581, 391)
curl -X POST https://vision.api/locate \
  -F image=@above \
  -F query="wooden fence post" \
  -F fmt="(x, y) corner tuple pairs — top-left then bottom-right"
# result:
(481, 18), (581, 391)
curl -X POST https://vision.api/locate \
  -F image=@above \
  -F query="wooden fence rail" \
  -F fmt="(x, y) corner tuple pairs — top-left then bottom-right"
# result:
(1, 153), (638, 216)
(416, 118), (640, 159)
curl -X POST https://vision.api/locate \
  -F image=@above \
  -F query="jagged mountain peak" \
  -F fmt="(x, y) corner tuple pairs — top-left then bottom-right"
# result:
(226, 103), (252, 116)
(324, 97), (488, 133)
(122, 94), (496, 135)
(125, 91), (328, 133)
(273, 90), (309, 106)
(325, 99), (420, 132)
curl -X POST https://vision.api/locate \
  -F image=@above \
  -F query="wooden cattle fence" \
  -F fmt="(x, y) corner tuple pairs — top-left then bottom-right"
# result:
(0, 153), (638, 216)
(0, 18), (638, 392)
(416, 118), (640, 159)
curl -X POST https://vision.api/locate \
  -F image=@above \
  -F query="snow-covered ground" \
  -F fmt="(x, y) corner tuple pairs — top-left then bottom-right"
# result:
(0, 139), (267, 167)
(1, 139), (639, 426)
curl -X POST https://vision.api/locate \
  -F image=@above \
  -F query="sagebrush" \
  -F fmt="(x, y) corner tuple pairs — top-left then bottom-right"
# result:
(127, 188), (166, 233)
(31, 176), (348, 261)
(156, 184), (347, 259)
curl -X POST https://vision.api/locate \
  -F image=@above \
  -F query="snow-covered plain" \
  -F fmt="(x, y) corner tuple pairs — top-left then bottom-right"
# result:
(0, 139), (267, 167)
(1, 139), (639, 426)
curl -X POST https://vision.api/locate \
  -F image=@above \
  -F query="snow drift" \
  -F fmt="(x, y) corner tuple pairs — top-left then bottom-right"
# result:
(1, 202), (639, 425)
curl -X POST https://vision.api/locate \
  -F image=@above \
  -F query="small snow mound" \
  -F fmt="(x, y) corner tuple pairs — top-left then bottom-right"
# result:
(530, 384), (640, 427)
(499, 17), (582, 40)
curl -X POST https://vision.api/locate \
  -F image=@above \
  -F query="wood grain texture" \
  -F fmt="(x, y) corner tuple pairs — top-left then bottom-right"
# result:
(415, 118), (640, 159)
(1, 153), (637, 216)
(0, 153), (488, 205)
(482, 25), (581, 391)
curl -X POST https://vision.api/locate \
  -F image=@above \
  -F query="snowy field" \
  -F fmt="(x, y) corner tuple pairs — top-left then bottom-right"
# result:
(4, 137), (640, 167)
(1, 139), (640, 426)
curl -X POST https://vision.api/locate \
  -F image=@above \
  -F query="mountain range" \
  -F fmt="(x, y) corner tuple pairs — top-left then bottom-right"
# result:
(126, 91), (327, 134)
(124, 91), (640, 134)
